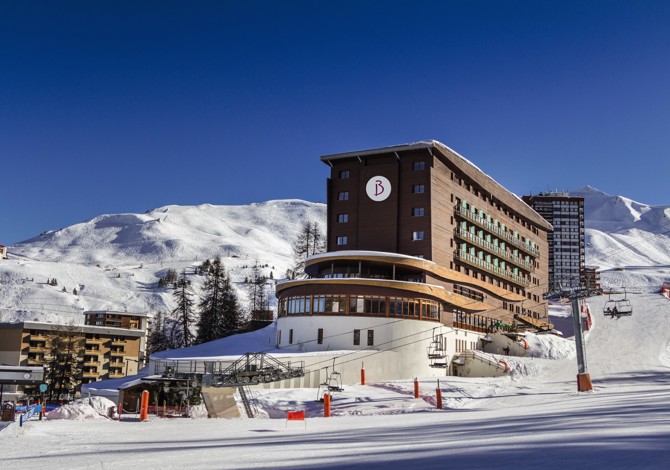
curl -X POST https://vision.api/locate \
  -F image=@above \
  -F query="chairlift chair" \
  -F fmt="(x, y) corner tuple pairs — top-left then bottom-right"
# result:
(427, 331), (448, 368)
(603, 289), (633, 318)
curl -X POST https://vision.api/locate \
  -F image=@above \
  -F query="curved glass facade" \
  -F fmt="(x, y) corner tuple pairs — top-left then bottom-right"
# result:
(279, 294), (440, 320)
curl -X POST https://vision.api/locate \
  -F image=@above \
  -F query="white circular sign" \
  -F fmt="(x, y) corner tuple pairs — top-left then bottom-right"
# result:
(366, 176), (391, 202)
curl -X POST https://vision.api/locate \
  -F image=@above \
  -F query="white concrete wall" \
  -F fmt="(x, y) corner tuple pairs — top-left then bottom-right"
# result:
(270, 316), (485, 387)
(481, 332), (528, 357)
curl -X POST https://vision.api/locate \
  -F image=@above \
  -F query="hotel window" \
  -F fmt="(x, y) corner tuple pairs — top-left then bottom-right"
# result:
(412, 207), (424, 217)
(338, 213), (349, 223)
(412, 184), (425, 194)
(337, 236), (348, 245)
(367, 330), (374, 346)
(317, 328), (324, 345)
(413, 161), (425, 170)
(353, 329), (360, 346)
(338, 191), (349, 201)
(339, 170), (350, 179)
(289, 329), (293, 345)
(412, 231), (424, 241)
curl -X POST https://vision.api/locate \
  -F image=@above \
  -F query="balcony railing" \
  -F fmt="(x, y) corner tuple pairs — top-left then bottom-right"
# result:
(455, 205), (539, 256)
(454, 251), (530, 286)
(82, 371), (98, 378)
(109, 350), (127, 357)
(85, 337), (106, 344)
(455, 227), (535, 271)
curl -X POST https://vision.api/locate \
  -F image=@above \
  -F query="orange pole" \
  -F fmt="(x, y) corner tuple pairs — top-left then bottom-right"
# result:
(139, 390), (149, 421)
(436, 387), (442, 409)
(118, 403), (123, 421)
(323, 393), (331, 418)
(414, 378), (419, 398)
(361, 367), (366, 385)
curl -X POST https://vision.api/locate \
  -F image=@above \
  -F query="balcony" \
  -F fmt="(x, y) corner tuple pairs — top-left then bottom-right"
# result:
(109, 371), (126, 378)
(455, 205), (539, 257)
(85, 337), (106, 344)
(83, 360), (100, 367)
(454, 250), (530, 286)
(29, 334), (48, 341)
(110, 339), (127, 346)
(28, 345), (48, 353)
(455, 227), (535, 271)
(109, 350), (127, 357)
(27, 358), (44, 366)
(82, 371), (99, 378)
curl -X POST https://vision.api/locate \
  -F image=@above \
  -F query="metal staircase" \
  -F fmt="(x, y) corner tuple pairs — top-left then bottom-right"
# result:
(238, 386), (257, 418)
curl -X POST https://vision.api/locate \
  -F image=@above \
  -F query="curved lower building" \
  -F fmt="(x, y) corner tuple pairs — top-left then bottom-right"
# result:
(276, 141), (552, 378)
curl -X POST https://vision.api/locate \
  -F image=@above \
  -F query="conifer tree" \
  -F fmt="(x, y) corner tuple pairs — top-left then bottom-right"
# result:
(196, 256), (242, 343)
(171, 270), (195, 347)
(147, 311), (171, 354)
(246, 261), (268, 314)
(45, 323), (85, 400)
(292, 221), (327, 277)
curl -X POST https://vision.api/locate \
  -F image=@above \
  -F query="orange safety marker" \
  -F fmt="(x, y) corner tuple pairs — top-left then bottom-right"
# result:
(286, 410), (306, 429)
(323, 393), (331, 417)
(361, 367), (366, 386)
(436, 380), (443, 410)
(414, 378), (419, 398)
(139, 390), (149, 421)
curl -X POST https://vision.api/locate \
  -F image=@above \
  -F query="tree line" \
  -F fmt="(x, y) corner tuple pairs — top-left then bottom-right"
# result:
(147, 255), (272, 354)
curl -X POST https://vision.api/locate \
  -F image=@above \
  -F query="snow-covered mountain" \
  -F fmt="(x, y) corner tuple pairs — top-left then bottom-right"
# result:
(1, 187), (669, 325)
(572, 185), (670, 289)
(0, 200), (326, 324)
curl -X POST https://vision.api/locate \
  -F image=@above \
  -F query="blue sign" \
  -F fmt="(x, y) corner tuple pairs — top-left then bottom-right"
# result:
(39, 383), (48, 393)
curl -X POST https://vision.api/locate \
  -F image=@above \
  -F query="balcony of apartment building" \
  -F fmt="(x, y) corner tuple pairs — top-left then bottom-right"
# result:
(26, 356), (44, 366)
(454, 204), (539, 257)
(28, 330), (48, 341)
(83, 355), (101, 367)
(455, 225), (535, 272)
(28, 341), (48, 354)
(82, 368), (99, 379)
(85, 335), (107, 345)
(454, 249), (530, 287)
(108, 368), (126, 379)
(110, 337), (128, 346)
(109, 347), (127, 358)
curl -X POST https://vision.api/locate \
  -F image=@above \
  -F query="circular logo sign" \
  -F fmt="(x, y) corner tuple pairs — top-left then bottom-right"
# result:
(366, 176), (391, 202)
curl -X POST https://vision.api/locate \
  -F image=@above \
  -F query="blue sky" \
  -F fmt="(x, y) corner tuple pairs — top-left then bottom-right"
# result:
(2, 1), (669, 244)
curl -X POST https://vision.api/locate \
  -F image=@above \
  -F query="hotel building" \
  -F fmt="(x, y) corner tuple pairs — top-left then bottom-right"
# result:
(275, 141), (552, 362)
